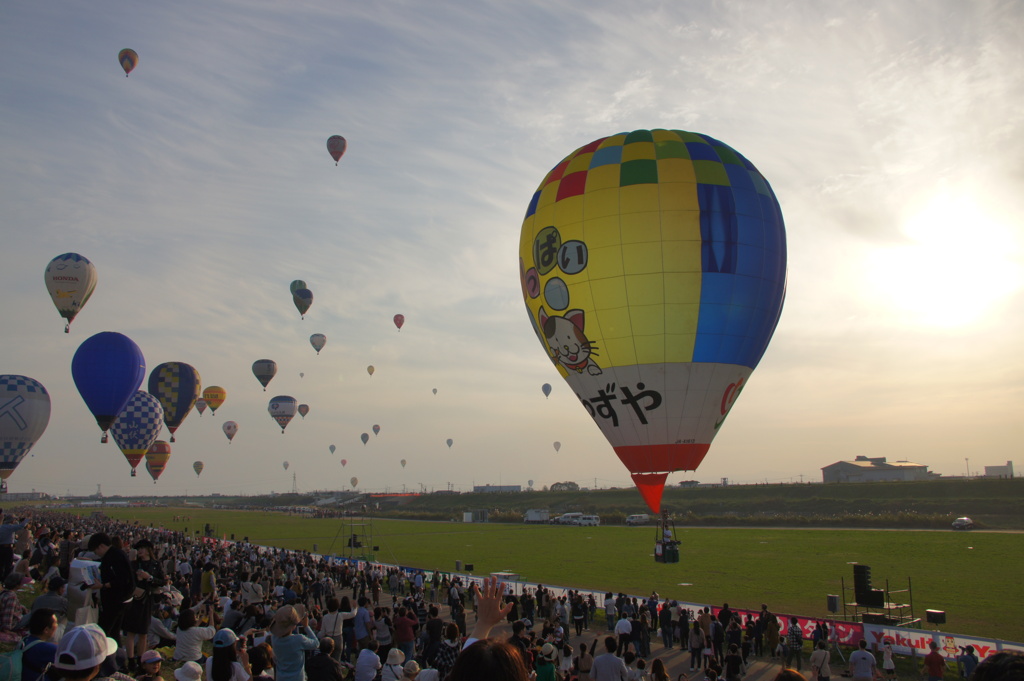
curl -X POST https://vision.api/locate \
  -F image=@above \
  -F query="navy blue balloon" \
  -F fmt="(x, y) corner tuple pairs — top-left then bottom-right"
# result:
(72, 332), (146, 439)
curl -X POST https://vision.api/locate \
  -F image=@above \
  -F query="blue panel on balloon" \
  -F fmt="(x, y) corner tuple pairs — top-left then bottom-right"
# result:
(590, 146), (622, 169)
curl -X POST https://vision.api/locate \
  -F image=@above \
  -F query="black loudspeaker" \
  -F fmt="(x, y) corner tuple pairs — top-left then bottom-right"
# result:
(862, 613), (892, 625)
(926, 610), (946, 624)
(863, 589), (885, 607)
(853, 564), (872, 599)
(827, 595), (839, 613)
(465, 563), (474, 571)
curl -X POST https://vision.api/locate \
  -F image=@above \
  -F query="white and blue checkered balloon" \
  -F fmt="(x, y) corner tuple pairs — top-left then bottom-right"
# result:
(0, 375), (52, 484)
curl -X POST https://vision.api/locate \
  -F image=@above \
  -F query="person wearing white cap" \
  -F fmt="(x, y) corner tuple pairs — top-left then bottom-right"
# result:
(206, 628), (253, 681)
(51, 624), (118, 681)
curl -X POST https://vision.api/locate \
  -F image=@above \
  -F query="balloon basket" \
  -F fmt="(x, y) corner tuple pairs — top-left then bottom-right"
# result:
(131, 469), (136, 477)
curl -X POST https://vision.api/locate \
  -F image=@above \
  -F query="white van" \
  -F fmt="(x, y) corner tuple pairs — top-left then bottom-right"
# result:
(576, 515), (600, 526)
(625, 513), (650, 526)
(553, 512), (583, 525)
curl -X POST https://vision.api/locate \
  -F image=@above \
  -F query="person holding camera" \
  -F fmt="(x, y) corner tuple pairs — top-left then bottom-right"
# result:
(207, 629), (253, 681)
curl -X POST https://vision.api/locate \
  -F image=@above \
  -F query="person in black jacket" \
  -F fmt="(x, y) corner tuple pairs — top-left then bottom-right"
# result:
(306, 638), (347, 681)
(87, 533), (136, 643)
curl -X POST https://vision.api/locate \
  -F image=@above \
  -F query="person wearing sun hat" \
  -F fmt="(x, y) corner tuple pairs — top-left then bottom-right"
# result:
(206, 628), (253, 681)
(51, 624), (119, 681)
(175, 661), (204, 681)
(534, 642), (558, 681)
(269, 604), (318, 681)
(381, 648), (405, 681)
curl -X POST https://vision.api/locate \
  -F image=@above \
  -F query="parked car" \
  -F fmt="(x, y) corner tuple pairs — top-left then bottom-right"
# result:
(952, 517), (974, 530)
(625, 513), (650, 526)
(552, 512), (583, 525)
(576, 515), (600, 526)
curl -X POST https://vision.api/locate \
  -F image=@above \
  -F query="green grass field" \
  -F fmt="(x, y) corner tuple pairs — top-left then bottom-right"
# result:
(79, 508), (1023, 642)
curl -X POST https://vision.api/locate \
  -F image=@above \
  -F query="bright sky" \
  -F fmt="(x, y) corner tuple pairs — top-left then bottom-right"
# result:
(2, 1), (1022, 498)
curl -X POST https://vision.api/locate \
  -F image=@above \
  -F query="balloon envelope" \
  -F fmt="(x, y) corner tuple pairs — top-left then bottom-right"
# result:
(298, 404), (310, 418)
(553, 441), (561, 452)
(110, 390), (164, 474)
(519, 129), (787, 514)
(432, 388), (437, 395)
(195, 398), (207, 416)
(252, 359), (277, 391)
(393, 314), (405, 330)
(360, 432), (369, 445)
(293, 289), (313, 318)
(145, 441), (170, 482)
(289, 280), (307, 295)
(202, 386), (226, 414)
(310, 334), (327, 355)
(340, 459), (347, 467)
(350, 476), (358, 488)
(44, 253), (97, 332)
(327, 135), (347, 164)
(446, 438), (453, 448)
(372, 424), (380, 436)
(222, 421), (238, 442)
(400, 459), (407, 468)
(0, 375), (51, 482)
(366, 365), (374, 376)
(193, 461), (204, 477)
(148, 362), (201, 442)
(542, 383), (552, 398)
(329, 444), (336, 454)
(283, 461), (289, 471)
(72, 332), (146, 439)
(528, 479), (534, 487)
(118, 48), (138, 76)
(268, 396), (297, 433)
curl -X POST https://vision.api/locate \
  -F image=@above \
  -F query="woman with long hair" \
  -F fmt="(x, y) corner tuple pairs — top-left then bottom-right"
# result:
(207, 629), (253, 681)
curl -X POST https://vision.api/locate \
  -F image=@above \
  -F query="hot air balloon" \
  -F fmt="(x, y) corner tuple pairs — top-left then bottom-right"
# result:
(519, 129), (787, 514)
(432, 388), (437, 395)
(542, 383), (552, 398)
(360, 433), (369, 445)
(72, 332), (146, 443)
(400, 459), (407, 468)
(110, 390), (164, 477)
(340, 459), (347, 467)
(299, 372), (304, 378)
(222, 421), (238, 443)
(44, 253), (98, 333)
(193, 461), (204, 477)
(144, 441), (170, 483)
(528, 479), (534, 488)
(393, 314), (405, 331)
(252, 360), (277, 391)
(366, 365), (375, 376)
(350, 477), (358, 488)
(329, 444), (336, 454)
(0, 375), (51, 490)
(310, 334), (327, 355)
(195, 398), (207, 416)
(268, 396), (297, 433)
(202, 386), (226, 414)
(148, 362), (201, 443)
(293, 289), (313, 319)
(118, 49), (138, 77)
(553, 441), (561, 452)
(327, 135), (347, 165)
(289, 280), (307, 295)
(372, 424), (380, 436)
(283, 461), (290, 471)
(446, 438), (453, 448)
(298, 404), (310, 419)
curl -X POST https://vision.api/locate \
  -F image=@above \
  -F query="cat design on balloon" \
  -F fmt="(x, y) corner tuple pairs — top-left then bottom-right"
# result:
(539, 307), (602, 376)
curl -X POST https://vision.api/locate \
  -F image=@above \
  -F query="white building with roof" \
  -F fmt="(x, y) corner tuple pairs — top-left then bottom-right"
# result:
(983, 461), (1015, 478)
(821, 456), (936, 483)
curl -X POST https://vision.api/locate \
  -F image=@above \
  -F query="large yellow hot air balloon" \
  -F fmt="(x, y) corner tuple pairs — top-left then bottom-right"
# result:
(202, 386), (227, 414)
(519, 129), (787, 513)
(145, 441), (171, 483)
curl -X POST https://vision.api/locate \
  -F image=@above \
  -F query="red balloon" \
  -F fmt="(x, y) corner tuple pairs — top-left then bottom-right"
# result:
(327, 135), (347, 165)
(393, 314), (405, 330)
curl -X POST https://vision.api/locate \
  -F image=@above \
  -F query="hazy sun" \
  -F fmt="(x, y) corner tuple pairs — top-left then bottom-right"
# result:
(866, 193), (1023, 328)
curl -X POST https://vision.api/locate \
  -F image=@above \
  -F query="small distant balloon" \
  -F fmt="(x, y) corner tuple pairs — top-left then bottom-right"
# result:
(340, 458), (347, 467)
(293, 288), (313, 319)
(268, 396), (297, 433)
(400, 459), (407, 468)
(289, 280), (307, 295)
(299, 372), (304, 378)
(252, 359), (277, 391)
(372, 424), (380, 436)
(432, 388), (437, 395)
(118, 48), (138, 77)
(195, 398), (207, 416)
(360, 432), (369, 445)
(327, 135), (347, 165)
(193, 461), (204, 477)
(283, 461), (290, 471)
(446, 438), (453, 448)
(350, 476), (358, 488)
(310, 334), (327, 355)
(329, 444), (336, 454)
(202, 386), (226, 414)
(367, 365), (375, 376)
(298, 404), (310, 419)
(222, 421), (238, 442)
(542, 383), (552, 398)
(393, 314), (405, 331)
(0, 375), (51, 486)
(44, 253), (98, 333)
(553, 441), (561, 452)
(528, 479), (534, 488)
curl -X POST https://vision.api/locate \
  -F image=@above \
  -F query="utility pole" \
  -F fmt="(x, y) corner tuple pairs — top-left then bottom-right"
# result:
(292, 471), (297, 494)
(965, 458), (970, 478)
